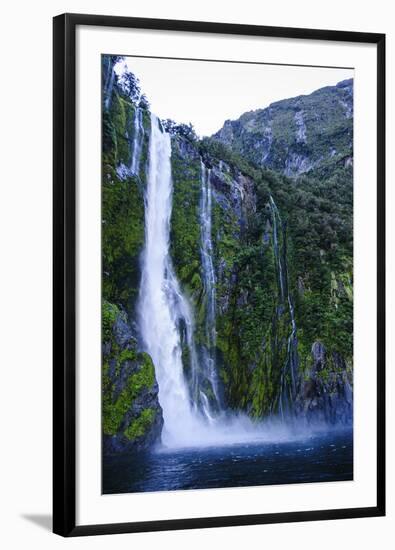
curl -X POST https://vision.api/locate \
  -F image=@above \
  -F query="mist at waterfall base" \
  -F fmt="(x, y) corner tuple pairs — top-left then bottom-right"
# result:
(104, 113), (353, 493)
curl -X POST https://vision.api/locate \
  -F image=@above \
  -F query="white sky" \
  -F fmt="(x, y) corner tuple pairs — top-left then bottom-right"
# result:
(120, 56), (353, 137)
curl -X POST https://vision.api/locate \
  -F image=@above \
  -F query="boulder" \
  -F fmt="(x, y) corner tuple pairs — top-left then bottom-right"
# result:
(102, 306), (163, 456)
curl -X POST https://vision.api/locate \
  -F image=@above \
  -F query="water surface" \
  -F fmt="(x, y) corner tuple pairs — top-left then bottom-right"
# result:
(103, 429), (353, 494)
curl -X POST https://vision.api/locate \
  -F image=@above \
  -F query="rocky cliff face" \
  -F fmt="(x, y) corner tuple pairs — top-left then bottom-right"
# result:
(213, 79), (353, 178)
(168, 131), (352, 423)
(296, 341), (353, 425)
(102, 303), (163, 455)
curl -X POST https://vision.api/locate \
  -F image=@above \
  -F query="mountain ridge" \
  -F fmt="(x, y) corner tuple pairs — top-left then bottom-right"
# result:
(213, 78), (353, 177)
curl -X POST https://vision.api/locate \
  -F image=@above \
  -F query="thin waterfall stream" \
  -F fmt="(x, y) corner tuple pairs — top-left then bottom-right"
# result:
(104, 63), (115, 112)
(199, 161), (221, 415)
(269, 195), (298, 419)
(130, 107), (144, 175)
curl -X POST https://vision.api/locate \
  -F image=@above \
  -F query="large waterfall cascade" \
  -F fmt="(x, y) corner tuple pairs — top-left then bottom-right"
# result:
(269, 196), (298, 418)
(138, 114), (201, 446)
(137, 114), (274, 447)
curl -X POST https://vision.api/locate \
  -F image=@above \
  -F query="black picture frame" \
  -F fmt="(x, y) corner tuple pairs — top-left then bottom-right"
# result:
(53, 12), (386, 537)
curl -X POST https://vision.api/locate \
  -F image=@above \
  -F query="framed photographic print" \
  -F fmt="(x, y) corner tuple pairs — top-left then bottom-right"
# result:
(53, 13), (385, 536)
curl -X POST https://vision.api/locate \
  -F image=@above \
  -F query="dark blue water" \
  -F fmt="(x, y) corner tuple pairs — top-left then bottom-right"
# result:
(103, 429), (353, 494)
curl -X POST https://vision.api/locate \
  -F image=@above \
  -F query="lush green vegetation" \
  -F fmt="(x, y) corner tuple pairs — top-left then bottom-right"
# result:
(102, 58), (151, 311)
(170, 130), (353, 415)
(169, 137), (203, 300)
(102, 54), (353, 431)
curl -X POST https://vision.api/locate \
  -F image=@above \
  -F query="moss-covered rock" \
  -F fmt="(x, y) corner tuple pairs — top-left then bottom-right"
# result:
(102, 303), (163, 455)
(102, 58), (151, 312)
(170, 136), (202, 300)
(296, 341), (353, 425)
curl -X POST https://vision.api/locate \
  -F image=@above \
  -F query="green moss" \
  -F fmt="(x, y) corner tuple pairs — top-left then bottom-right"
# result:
(118, 348), (137, 363)
(111, 95), (134, 166)
(102, 352), (155, 436)
(102, 168), (145, 309)
(102, 82), (151, 311)
(114, 348), (138, 376)
(317, 368), (330, 383)
(124, 408), (155, 440)
(170, 140), (202, 300)
(102, 301), (120, 341)
(142, 109), (151, 132)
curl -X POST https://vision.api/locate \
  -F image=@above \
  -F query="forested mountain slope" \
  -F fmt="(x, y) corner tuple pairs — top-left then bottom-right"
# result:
(101, 56), (353, 455)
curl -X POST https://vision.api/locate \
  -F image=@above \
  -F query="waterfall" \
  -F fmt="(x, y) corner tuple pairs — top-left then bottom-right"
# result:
(138, 114), (208, 446)
(269, 195), (298, 418)
(104, 63), (115, 112)
(137, 113), (279, 447)
(269, 196), (286, 300)
(130, 107), (144, 175)
(199, 161), (221, 413)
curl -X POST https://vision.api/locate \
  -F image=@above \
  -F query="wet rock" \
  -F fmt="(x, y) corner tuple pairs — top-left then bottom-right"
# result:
(103, 309), (163, 456)
(311, 341), (326, 372)
(297, 276), (306, 295)
(296, 341), (353, 426)
(113, 313), (137, 348)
